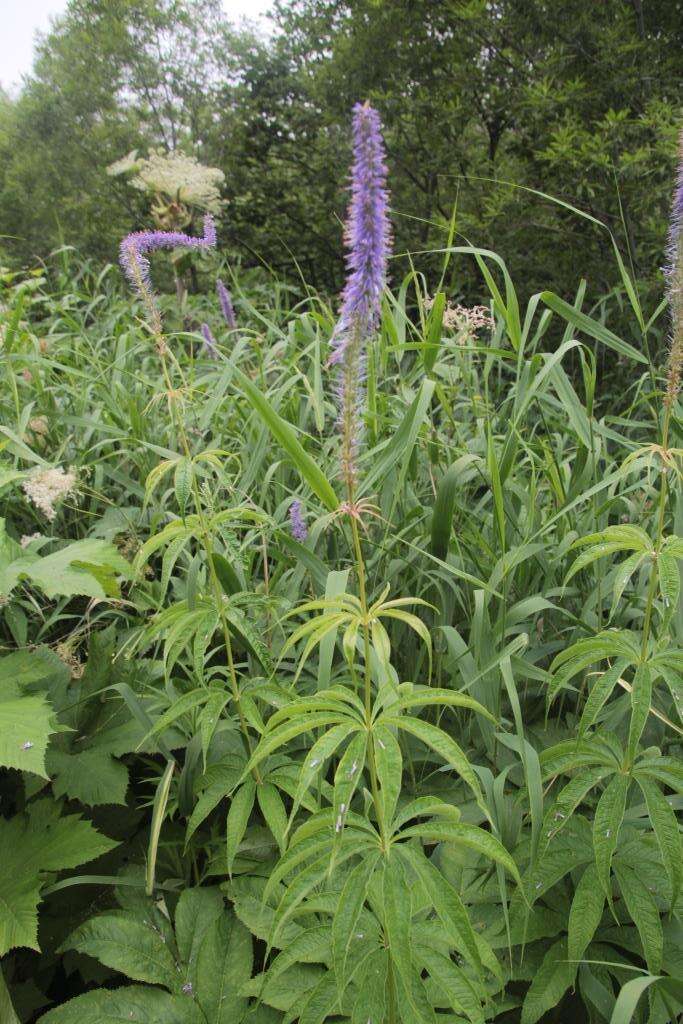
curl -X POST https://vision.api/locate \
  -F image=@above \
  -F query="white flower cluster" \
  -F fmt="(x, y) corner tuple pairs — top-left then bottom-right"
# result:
(20, 532), (44, 548)
(22, 466), (76, 521)
(424, 296), (494, 344)
(130, 150), (225, 214)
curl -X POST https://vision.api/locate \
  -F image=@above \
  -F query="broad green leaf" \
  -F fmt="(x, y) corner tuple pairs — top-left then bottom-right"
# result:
(579, 661), (629, 737)
(332, 731), (367, 841)
(398, 821), (520, 884)
(399, 844), (482, 974)
(175, 887), (223, 970)
(383, 855), (420, 1020)
(195, 908), (253, 1023)
(243, 713), (348, 777)
(373, 724), (402, 826)
(185, 757), (243, 846)
(416, 942), (485, 1024)
(608, 975), (670, 1024)
(657, 552), (680, 626)
(289, 722), (359, 826)
(48, 748), (129, 806)
(38, 986), (205, 1024)
(61, 912), (180, 991)
(351, 949), (387, 1024)
(0, 692), (56, 777)
(26, 539), (131, 599)
(264, 925), (331, 990)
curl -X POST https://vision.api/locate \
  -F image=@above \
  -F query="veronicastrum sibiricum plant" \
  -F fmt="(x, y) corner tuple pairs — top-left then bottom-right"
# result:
(5, 100), (682, 1024)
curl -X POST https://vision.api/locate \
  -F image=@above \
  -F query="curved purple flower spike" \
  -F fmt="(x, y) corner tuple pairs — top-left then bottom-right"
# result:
(289, 500), (308, 541)
(330, 102), (391, 494)
(119, 214), (217, 295)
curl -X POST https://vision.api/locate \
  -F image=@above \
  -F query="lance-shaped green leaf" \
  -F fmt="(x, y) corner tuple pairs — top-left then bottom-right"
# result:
(627, 664), (651, 763)
(520, 937), (576, 1024)
(567, 863), (604, 962)
(373, 724), (402, 826)
(226, 779), (256, 875)
(332, 852), (380, 996)
(397, 821), (520, 885)
(593, 773), (630, 904)
(233, 365), (338, 511)
(614, 863), (663, 973)
(383, 715), (486, 814)
(399, 844), (483, 974)
(634, 774), (681, 909)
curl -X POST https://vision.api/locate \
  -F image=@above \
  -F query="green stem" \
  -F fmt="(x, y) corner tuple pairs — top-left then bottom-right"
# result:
(157, 344), (259, 781)
(349, 515), (388, 847)
(639, 401), (674, 662)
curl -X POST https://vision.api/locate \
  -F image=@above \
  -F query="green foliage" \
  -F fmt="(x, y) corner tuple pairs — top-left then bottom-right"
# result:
(0, 125), (681, 1024)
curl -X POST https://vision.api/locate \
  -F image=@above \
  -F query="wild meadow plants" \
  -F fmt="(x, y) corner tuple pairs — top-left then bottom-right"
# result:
(0, 106), (681, 1024)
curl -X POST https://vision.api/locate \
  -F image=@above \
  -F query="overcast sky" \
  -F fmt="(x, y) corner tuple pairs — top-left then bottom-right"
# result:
(1, 0), (273, 92)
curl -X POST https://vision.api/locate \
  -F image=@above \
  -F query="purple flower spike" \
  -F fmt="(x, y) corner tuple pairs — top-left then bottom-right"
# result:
(201, 322), (218, 359)
(289, 500), (307, 541)
(330, 102), (391, 494)
(665, 128), (683, 410)
(120, 214), (216, 295)
(217, 279), (237, 329)
(329, 102), (391, 367)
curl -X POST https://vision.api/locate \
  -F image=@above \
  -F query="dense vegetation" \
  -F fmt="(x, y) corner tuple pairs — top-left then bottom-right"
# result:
(0, 4), (682, 1024)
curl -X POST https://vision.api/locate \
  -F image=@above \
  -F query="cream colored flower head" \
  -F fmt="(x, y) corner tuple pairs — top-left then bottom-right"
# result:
(130, 150), (225, 214)
(106, 150), (141, 178)
(22, 466), (77, 521)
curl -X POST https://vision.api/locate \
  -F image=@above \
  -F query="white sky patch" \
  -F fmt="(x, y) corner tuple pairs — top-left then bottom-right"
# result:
(0, 0), (273, 92)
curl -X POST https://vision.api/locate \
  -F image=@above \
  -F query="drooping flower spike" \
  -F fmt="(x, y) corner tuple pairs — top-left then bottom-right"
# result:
(330, 102), (391, 496)
(119, 214), (216, 294)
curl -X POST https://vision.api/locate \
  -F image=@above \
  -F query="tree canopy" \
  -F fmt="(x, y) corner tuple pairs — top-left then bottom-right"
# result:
(0, 0), (680, 309)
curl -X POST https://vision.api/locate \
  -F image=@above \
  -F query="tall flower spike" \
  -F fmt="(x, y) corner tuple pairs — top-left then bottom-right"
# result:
(330, 102), (391, 495)
(217, 279), (237, 329)
(665, 128), (683, 411)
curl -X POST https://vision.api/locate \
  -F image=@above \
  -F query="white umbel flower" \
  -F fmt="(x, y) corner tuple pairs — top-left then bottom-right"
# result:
(130, 150), (225, 214)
